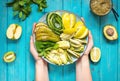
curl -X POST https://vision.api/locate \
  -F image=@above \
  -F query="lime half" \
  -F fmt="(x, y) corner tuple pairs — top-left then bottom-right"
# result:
(90, 47), (101, 62)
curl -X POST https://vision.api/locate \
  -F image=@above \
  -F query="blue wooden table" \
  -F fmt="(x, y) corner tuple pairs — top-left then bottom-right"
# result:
(0, 0), (120, 81)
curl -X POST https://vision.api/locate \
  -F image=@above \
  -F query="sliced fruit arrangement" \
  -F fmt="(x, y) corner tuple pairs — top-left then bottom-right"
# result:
(103, 25), (118, 40)
(34, 11), (88, 65)
(6, 24), (22, 40)
(90, 47), (101, 63)
(3, 51), (16, 63)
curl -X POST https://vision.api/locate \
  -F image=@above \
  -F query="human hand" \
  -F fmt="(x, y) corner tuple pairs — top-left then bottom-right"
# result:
(76, 18), (93, 81)
(30, 23), (47, 65)
(84, 31), (93, 55)
(76, 31), (93, 69)
(80, 17), (94, 56)
(76, 18), (93, 64)
(76, 31), (93, 81)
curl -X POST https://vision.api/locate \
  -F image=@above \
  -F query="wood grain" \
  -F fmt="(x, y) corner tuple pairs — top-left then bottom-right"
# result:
(0, 0), (7, 81)
(0, 0), (119, 81)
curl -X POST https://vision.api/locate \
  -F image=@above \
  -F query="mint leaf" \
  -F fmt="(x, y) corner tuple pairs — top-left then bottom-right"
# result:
(19, 1), (26, 6)
(6, 0), (47, 21)
(19, 11), (23, 18)
(13, 2), (20, 11)
(22, 14), (27, 21)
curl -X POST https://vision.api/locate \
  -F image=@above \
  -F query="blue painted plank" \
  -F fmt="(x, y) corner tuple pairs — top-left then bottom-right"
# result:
(0, 0), (120, 81)
(45, 0), (64, 81)
(25, 4), (47, 81)
(0, 0), (8, 81)
(63, 0), (72, 11)
(117, 0), (120, 81)
(81, 0), (101, 81)
(70, 0), (82, 16)
(45, 0), (63, 12)
(63, 0), (82, 81)
(48, 65), (64, 81)
(63, 63), (76, 81)
(6, 0), (26, 80)
(100, 0), (118, 81)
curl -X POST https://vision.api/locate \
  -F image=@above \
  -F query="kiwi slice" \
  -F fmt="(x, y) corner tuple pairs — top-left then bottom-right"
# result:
(3, 51), (16, 63)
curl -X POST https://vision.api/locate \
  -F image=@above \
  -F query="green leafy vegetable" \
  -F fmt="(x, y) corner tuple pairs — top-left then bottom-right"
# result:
(35, 41), (59, 57)
(33, 0), (47, 11)
(6, 0), (47, 21)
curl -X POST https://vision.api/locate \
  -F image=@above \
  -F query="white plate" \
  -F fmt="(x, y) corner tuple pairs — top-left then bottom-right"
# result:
(33, 10), (88, 65)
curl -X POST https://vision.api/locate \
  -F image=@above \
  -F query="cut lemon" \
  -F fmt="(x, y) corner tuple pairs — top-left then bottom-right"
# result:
(69, 14), (76, 28)
(62, 13), (70, 28)
(74, 21), (84, 29)
(63, 28), (76, 34)
(74, 21), (88, 39)
(90, 47), (101, 62)
(6, 24), (22, 40)
(62, 13), (76, 29)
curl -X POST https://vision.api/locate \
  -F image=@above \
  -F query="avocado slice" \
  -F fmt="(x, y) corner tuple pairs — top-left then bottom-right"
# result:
(3, 51), (16, 63)
(103, 25), (118, 40)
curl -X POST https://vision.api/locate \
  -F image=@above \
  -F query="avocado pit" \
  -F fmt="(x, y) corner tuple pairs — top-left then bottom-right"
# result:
(106, 28), (114, 36)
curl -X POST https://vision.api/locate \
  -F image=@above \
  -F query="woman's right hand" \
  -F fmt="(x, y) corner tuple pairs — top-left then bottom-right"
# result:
(30, 23), (47, 66)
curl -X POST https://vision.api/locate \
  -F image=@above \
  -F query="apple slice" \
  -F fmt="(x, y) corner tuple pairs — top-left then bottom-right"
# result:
(6, 24), (22, 40)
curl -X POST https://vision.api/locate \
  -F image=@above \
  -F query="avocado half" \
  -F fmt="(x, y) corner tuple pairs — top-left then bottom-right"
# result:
(3, 51), (16, 63)
(103, 25), (118, 40)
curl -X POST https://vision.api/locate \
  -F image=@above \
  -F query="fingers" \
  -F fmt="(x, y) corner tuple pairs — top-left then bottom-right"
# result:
(88, 31), (93, 47)
(30, 36), (34, 47)
(81, 17), (85, 23)
(84, 31), (93, 55)
(30, 36), (39, 61)
(32, 23), (36, 34)
(88, 31), (92, 40)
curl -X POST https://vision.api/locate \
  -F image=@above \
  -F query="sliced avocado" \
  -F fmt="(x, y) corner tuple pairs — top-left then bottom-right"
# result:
(103, 25), (118, 40)
(3, 51), (16, 63)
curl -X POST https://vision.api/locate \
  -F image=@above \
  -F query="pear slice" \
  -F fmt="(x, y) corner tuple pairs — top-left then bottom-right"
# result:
(6, 24), (22, 40)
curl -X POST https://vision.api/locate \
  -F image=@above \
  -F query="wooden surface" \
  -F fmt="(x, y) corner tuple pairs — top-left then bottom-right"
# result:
(0, 0), (120, 81)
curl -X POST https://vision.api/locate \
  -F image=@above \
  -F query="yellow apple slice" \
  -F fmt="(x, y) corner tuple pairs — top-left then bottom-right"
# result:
(14, 26), (22, 39)
(6, 24), (22, 40)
